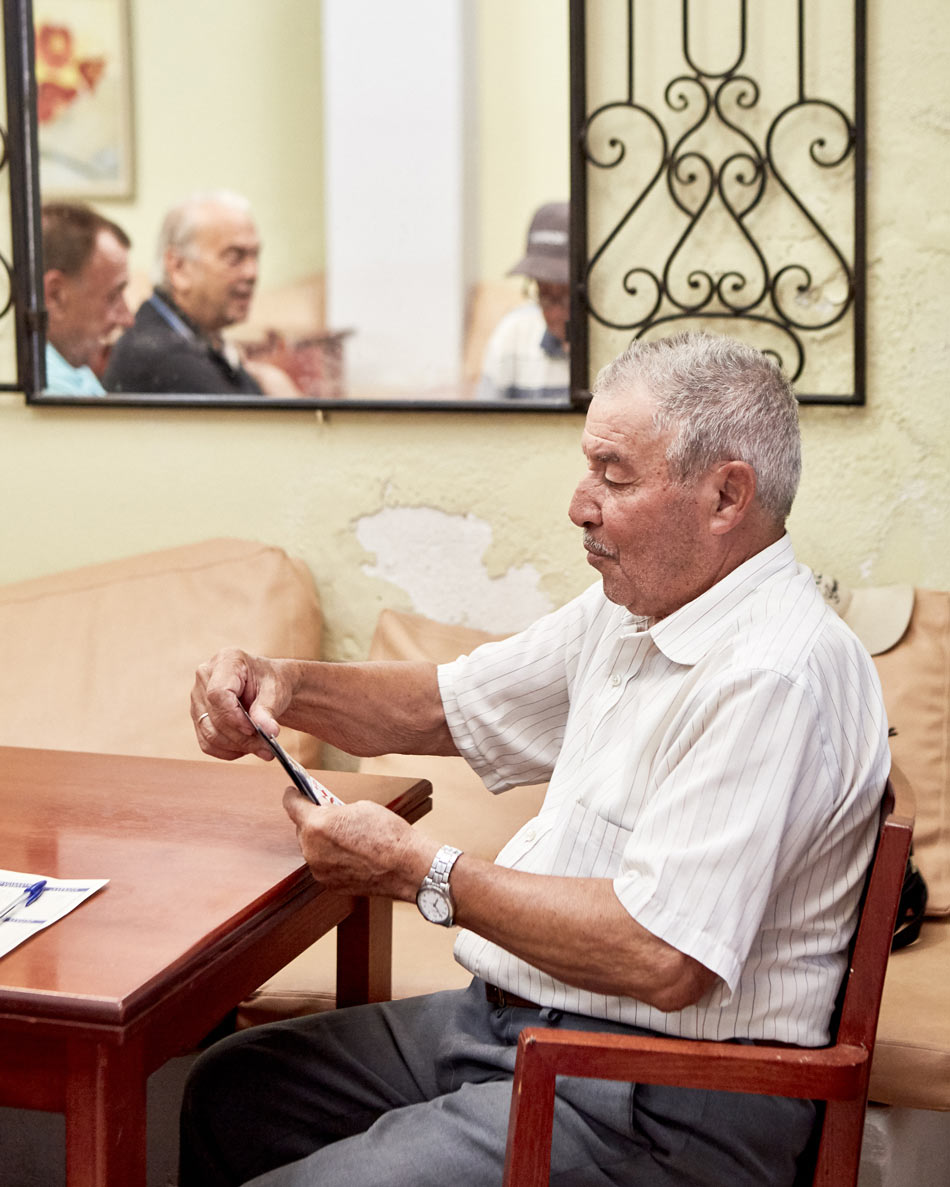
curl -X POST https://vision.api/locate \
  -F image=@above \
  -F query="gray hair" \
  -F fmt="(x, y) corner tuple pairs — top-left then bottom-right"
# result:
(153, 189), (254, 286)
(593, 331), (802, 522)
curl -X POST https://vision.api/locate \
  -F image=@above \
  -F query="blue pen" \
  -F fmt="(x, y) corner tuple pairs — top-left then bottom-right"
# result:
(0, 879), (47, 923)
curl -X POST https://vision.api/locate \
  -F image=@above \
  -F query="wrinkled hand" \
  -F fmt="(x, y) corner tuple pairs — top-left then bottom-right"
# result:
(282, 790), (435, 902)
(191, 647), (294, 761)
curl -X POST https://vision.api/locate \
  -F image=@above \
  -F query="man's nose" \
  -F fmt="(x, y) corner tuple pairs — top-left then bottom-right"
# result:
(568, 476), (601, 527)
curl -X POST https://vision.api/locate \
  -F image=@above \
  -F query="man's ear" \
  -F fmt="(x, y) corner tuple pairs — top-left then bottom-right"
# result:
(708, 460), (757, 535)
(43, 269), (67, 313)
(164, 248), (188, 296)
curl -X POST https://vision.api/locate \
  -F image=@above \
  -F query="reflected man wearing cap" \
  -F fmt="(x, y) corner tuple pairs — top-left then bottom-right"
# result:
(477, 201), (570, 402)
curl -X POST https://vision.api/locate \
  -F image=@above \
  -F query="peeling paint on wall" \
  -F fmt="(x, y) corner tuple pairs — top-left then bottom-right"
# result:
(355, 506), (555, 633)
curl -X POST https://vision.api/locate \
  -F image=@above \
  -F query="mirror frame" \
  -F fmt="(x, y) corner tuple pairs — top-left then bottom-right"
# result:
(6, 0), (592, 413)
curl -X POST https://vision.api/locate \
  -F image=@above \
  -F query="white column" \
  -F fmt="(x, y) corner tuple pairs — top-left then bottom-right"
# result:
(323, 0), (472, 397)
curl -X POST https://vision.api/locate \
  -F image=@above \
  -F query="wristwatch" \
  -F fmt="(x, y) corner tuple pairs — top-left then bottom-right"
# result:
(416, 844), (464, 926)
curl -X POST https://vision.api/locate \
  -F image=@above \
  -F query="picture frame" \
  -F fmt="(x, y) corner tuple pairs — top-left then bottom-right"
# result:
(33, 0), (134, 199)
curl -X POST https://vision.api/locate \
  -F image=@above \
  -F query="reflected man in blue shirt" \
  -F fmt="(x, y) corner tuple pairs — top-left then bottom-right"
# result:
(42, 203), (133, 396)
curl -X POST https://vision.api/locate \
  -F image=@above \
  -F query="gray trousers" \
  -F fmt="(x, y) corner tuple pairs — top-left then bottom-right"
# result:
(179, 979), (815, 1187)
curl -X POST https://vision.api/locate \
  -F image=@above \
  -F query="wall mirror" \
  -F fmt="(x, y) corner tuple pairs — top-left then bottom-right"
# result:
(4, 0), (584, 411)
(2, 0), (864, 411)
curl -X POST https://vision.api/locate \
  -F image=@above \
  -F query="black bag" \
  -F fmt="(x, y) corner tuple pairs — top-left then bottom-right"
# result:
(891, 848), (928, 951)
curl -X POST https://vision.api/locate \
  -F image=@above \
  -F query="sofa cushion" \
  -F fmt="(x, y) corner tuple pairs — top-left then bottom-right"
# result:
(873, 589), (950, 915)
(864, 589), (950, 1110)
(235, 609), (547, 1027)
(870, 917), (950, 1109)
(0, 538), (323, 766)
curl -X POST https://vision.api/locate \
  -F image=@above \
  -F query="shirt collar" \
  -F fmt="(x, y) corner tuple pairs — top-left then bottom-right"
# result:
(150, 289), (229, 351)
(540, 326), (567, 358)
(618, 535), (797, 664)
(149, 288), (200, 337)
(150, 288), (243, 369)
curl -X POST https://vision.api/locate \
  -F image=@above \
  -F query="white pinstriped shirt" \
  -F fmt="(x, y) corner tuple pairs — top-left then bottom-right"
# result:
(438, 536), (890, 1046)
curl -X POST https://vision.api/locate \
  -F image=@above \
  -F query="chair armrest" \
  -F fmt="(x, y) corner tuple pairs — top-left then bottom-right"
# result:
(504, 1028), (868, 1187)
(511, 1027), (868, 1101)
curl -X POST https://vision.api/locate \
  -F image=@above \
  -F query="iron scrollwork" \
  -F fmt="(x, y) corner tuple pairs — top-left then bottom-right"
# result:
(569, 0), (866, 405)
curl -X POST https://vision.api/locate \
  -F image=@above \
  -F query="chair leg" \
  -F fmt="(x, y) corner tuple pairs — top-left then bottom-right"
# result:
(502, 1037), (558, 1187)
(812, 1100), (868, 1187)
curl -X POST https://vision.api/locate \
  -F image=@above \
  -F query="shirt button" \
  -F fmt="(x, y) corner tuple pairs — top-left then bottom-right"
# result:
(525, 829), (536, 841)
(610, 673), (622, 687)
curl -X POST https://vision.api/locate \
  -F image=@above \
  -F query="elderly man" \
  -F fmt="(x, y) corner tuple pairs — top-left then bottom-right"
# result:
(104, 190), (286, 396)
(182, 332), (889, 1187)
(41, 202), (133, 396)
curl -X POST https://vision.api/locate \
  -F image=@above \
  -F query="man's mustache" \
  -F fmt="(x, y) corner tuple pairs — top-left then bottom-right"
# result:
(583, 533), (615, 559)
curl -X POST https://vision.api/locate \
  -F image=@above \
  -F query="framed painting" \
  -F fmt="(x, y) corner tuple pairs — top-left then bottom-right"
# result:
(33, 0), (134, 198)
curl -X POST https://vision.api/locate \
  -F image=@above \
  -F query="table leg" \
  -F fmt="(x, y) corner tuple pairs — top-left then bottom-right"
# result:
(335, 895), (393, 1007)
(65, 1037), (147, 1187)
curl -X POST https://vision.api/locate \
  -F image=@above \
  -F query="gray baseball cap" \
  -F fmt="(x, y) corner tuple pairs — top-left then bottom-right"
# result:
(507, 201), (569, 285)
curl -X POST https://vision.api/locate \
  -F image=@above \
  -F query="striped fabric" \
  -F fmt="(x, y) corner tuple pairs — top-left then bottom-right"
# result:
(439, 536), (890, 1046)
(476, 304), (569, 402)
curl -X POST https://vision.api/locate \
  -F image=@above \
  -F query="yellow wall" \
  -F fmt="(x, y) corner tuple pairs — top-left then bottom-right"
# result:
(1, 1), (948, 771)
(91, 0), (569, 294)
(94, 0), (324, 291)
(475, 0), (570, 282)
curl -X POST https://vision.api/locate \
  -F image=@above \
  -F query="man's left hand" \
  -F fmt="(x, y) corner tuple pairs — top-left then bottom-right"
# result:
(282, 789), (435, 901)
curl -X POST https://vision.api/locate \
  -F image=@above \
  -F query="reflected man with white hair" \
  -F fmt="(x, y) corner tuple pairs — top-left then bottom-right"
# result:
(105, 190), (290, 396)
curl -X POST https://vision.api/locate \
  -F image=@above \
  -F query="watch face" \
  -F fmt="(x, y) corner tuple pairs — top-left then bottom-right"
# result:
(416, 886), (452, 925)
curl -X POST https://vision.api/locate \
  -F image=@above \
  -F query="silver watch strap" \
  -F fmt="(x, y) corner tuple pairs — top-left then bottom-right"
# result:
(425, 844), (463, 888)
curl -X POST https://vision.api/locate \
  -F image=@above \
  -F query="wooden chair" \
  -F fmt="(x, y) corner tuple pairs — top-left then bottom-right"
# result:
(502, 777), (913, 1187)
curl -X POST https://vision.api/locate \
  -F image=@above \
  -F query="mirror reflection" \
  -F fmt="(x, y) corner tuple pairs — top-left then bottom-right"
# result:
(34, 0), (571, 408)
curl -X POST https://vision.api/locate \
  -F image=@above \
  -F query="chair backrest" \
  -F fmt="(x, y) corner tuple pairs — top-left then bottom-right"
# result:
(502, 777), (913, 1187)
(807, 776), (913, 1183)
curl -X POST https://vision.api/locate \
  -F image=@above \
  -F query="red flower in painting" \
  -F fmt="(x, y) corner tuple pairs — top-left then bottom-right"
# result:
(33, 22), (106, 125)
(36, 24), (73, 69)
(78, 59), (106, 90)
(37, 81), (77, 124)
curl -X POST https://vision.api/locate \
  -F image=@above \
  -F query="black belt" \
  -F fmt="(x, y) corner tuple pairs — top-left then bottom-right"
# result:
(484, 982), (797, 1045)
(484, 982), (541, 1010)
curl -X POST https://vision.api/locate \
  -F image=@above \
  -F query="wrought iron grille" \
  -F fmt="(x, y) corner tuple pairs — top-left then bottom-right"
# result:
(568, 0), (866, 405)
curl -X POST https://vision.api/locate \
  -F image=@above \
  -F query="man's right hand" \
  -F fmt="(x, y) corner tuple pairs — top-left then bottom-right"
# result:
(191, 647), (296, 762)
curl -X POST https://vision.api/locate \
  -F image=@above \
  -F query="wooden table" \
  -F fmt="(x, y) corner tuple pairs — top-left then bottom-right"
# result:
(0, 746), (431, 1187)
